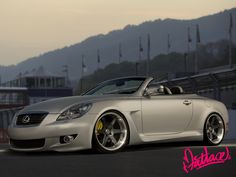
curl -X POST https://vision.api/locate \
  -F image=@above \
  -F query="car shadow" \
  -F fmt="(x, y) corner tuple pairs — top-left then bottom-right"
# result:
(124, 141), (204, 152)
(3, 141), (204, 156)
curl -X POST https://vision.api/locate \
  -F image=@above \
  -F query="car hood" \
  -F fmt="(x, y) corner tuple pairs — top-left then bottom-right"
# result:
(19, 95), (132, 114)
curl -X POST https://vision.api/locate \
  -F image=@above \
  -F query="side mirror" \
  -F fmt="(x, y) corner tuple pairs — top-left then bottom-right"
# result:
(144, 85), (165, 97)
(143, 87), (157, 97)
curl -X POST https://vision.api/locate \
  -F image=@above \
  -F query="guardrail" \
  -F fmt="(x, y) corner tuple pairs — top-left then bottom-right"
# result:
(0, 109), (19, 143)
(226, 110), (236, 140)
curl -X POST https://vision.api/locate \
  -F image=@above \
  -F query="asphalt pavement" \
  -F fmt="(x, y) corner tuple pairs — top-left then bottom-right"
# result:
(0, 141), (235, 177)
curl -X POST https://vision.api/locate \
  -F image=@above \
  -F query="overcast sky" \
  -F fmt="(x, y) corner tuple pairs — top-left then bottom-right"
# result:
(0, 0), (235, 66)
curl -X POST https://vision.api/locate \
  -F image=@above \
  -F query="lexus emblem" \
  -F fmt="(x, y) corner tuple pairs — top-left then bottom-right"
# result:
(22, 115), (30, 124)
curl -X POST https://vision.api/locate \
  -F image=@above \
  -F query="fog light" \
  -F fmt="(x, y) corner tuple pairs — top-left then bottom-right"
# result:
(60, 134), (77, 144)
(64, 135), (74, 143)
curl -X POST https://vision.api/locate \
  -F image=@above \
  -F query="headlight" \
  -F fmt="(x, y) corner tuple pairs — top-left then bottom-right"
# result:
(57, 103), (92, 121)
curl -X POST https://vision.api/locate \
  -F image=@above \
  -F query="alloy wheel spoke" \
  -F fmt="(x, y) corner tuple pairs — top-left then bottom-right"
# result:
(102, 135), (108, 145)
(111, 118), (117, 126)
(206, 122), (211, 129)
(109, 136), (117, 145)
(210, 117), (216, 126)
(208, 132), (213, 140)
(95, 112), (128, 151)
(212, 130), (217, 137)
(113, 128), (122, 134)
(206, 115), (224, 144)
(212, 124), (221, 129)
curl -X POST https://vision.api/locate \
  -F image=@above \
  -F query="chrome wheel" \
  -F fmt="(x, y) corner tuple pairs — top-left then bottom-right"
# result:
(94, 112), (128, 152)
(205, 114), (224, 145)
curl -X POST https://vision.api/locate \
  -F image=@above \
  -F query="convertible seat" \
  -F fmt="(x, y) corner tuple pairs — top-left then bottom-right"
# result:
(170, 86), (184, 94)
(164, 87), (172, 95)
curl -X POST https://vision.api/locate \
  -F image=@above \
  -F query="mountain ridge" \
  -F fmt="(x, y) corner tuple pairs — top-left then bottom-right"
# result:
(0, 8), (235, 83)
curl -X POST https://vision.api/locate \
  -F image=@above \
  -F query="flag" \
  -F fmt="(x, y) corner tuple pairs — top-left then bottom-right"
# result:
(82, 55), (87, 72)
(119, 44), (122, 58)
(167, 33), (171, 51)
(188, 27), (192, 43)
(229, 13), (233, 34)
(97, 49), (100, 64)
(139, 36), (143, 52)
(196, 24), (201, 43)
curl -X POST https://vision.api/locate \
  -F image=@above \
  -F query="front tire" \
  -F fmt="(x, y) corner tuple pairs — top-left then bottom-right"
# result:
(203, 113), (225, 145)
(93, 111), (129, 153)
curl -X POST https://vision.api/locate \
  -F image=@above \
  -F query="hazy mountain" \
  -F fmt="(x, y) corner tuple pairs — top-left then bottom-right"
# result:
(76, 40), (236, 94)
(0, 8), (235, 83)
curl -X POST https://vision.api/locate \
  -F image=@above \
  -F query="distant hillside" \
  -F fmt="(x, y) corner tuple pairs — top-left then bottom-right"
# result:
(0, 8), (236, 83)
(76, 40), (236, 94)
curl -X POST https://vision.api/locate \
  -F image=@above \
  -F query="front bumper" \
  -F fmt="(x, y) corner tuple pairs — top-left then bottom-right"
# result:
(8, 113), (97, 152)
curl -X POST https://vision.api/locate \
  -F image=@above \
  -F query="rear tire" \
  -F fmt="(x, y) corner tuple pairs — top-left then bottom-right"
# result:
(93, 111), (129, 153)
(203, 113), (225, 145)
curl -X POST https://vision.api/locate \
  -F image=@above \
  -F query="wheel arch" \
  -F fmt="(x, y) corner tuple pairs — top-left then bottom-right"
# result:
(91, 109), (131, 149)
(203, 112), (225, 132)
(203, 112), (225, 145)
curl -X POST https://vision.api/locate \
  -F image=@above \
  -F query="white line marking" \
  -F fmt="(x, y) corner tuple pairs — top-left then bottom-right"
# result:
(186, 143), (236, 149)
(219, 143), (236, 147)
(0, 149), (6, 153)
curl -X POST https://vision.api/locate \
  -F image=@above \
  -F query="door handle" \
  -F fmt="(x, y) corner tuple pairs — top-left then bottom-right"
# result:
(183, 100), (191, 105)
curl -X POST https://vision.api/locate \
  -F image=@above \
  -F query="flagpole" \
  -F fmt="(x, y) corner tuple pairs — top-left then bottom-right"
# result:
(146, 33), (150, 77)
(80, 54), (84, 93)
(229, 13), (233, 68)
(119, 43), (122, 64)
(167, 33), (171, 79)
(195, 24), (200, 74)
(97, 49), (100, 70)
(187, 26), (192, 74)
(136, 36), (143, 76)
(184, 53), (187, 74)
(62, 65), (69, 86)
(139, 36), (142, 62)
(187, 27), (191, 55)
(167, 33), (170, 54)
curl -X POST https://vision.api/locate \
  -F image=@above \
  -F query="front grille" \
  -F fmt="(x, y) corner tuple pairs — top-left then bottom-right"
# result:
(16, 113), (48, 126)
(10, 139), (45, 149)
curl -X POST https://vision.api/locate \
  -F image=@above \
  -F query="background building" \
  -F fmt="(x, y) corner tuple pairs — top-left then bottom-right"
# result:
(1, 66), (72, 105)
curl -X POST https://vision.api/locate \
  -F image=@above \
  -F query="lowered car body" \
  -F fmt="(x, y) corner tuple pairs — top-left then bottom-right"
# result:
(8, 77), (229, 152)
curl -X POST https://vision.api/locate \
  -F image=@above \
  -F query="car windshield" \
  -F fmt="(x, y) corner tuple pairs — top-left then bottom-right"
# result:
(84, 77), (146, 95)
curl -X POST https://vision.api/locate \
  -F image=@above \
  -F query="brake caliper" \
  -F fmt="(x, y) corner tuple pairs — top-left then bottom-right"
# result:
(96, 120), (103, 131)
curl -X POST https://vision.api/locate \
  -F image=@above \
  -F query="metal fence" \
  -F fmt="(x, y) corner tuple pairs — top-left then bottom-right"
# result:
(0, 109), (19, 143)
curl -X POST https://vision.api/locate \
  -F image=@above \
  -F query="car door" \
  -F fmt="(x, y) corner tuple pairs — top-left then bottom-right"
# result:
(141, 95), (192, 135)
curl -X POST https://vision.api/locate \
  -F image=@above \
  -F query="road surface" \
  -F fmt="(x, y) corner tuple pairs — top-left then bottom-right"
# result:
(0, 141), (235, 177)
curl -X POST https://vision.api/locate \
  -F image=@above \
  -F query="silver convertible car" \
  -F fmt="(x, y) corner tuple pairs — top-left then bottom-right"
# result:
(8, 76), (228, 153)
